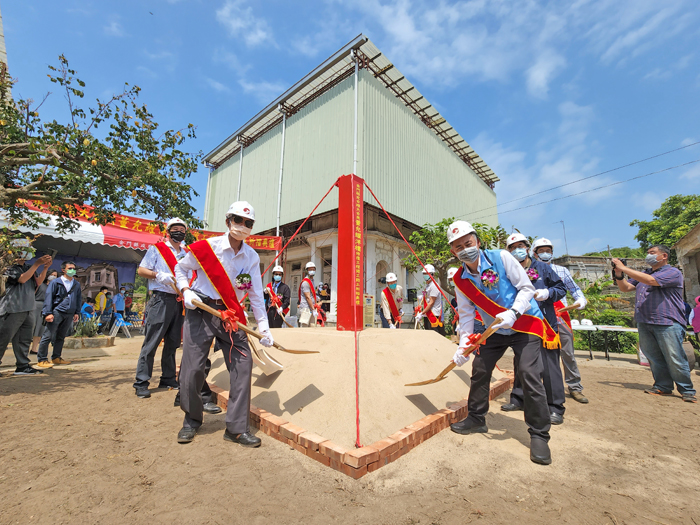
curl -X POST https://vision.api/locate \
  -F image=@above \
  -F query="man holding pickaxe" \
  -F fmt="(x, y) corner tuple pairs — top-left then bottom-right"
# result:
(446, 221), (555, 465)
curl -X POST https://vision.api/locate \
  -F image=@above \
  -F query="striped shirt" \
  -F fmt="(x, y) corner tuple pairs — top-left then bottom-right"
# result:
(550, 263), (584, 306)
(628, 265), (685, 327)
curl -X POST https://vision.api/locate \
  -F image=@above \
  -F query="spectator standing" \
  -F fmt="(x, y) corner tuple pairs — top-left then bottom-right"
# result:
(613, 245), (696, 403)
(0, 240), (52, 375)
(124, 293), (133, 316)
(95, 286), (108, 315)
(30, 269), (58, 355)
(108, 286), (126, 332)
(36, 261), (82, 368)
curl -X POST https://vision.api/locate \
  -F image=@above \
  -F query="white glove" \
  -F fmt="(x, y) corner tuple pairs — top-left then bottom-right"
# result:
(452, 348), (471, 367)
(575, 297), (588, 310)
(389, 324), (396, 330)
(277, 308), (285, 316)
(259, 330), (274, 348)
(493, 309), (518, 331)
(156, 271), (175, 286)
(182, 289), (198, 310)
(534, 288), (549, 302)
(415, 313), (423, 322)
(399, 309), (404, 316)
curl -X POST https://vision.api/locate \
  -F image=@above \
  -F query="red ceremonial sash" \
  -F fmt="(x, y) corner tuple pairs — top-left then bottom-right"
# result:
(155, 242), (179, 276)
(422, 293), (442, 328)
(453, 267), (559, 349)
(382, 287), (401, 323)
(554, 300), (573, 331)
(186, 240), (247, 326)
(267, 283), (289, 316)
(298, 278), (317, 306)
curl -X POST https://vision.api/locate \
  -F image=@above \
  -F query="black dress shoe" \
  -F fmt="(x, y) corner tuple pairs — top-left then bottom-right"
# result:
(135, 387), (151, 399)
(530, 438), (552, 465)
(177, 427), (197, 444)
(550, 412), (564, 425)
(224, 429), (261, 447)
(203, 402), (222, 414)
(173, 392), (180, 407)
(450, 418), (488, 435)
(501, 403), (523, 412)
(158, 382), (179, 390)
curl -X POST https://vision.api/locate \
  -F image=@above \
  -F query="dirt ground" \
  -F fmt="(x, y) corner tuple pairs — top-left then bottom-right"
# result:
(1, 336), (699, 525)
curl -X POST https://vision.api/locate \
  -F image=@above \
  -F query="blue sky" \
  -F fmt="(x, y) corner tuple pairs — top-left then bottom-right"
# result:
(4, 0), (700, 255)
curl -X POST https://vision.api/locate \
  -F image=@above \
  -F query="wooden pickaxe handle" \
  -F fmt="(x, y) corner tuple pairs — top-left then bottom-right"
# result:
(557, 303), (582, 314)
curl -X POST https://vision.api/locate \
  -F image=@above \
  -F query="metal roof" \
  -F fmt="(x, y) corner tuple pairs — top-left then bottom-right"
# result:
(204, 34), (499, 186)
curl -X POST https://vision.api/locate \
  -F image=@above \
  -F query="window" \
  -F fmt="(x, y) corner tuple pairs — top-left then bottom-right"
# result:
(106, 273), (111, 284)
(93, 273), (101, 282)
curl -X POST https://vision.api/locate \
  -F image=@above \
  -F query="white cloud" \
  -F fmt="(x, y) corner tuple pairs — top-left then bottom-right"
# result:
(212, 48), (251, 76)
(644, 53), (694, 80)
(104, 20), (125, 37)
(681, 164), (700, 180)
(206, 78), (231, 93)
(681, 138), (698, 146)
(525, 51), (567, 99)
(238, 79), (287, 104)
(216, 0), (275, 48)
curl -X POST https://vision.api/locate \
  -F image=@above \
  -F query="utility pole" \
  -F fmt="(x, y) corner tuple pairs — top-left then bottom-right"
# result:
(557, 220), (570, 256)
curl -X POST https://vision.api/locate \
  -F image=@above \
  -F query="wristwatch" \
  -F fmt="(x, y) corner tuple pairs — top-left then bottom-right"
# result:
(510, 308), (521, 319)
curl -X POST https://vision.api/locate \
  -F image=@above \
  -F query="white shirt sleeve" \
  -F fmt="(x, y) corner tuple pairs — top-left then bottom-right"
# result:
(247, 255), (270, 333)
(380, 289), (391, 321)
(500, 251), (536, 315)
(455, 286), (476, 347)
(175, 252), (200, 292)
(139, 246), (157, 270)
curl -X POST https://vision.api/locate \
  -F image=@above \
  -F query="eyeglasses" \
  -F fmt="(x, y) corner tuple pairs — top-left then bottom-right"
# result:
(230, 214), (255, 229)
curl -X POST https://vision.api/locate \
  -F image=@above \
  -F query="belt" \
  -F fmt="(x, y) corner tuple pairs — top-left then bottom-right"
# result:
(152, 290), (178, 298)
(198, 294), (226, 307)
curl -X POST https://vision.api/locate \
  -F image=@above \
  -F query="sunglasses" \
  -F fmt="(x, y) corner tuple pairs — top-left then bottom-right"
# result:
(231, 214), (255, 229)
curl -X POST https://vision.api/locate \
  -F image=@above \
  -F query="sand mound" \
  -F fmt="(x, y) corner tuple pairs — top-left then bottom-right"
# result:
(208, 327), (508, 448)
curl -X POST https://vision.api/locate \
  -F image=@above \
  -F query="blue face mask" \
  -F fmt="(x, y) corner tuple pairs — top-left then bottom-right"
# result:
(273, 274), (282, 282)
(512, 248), (528, 262)
(388, 283), (397, 290)
(538, 252), (553, 262)
(423, 274), (431, 281)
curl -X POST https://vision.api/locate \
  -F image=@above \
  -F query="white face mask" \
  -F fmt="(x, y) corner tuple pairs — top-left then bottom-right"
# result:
(308, 270), (316, 277)
(228, 223), (251, 241)
(47, 275), (57, 282)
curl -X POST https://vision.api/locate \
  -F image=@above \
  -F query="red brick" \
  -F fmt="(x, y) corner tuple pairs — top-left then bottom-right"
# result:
(343, 446), (379, 468)
(319, 441), (348, 463)
(329, 458), (342, 472)
(306, 447), (331, 466)
(406, 420), (430, 438)
(260, 414), (288, 434)
(298, 432), (327, 452)
(367, 460), (381, 473)
(340, 462), (368, 479)
(270, 432), (288, 445)
(388, 429), (414, 449)
(279, 423), (306, 443)
(370, 437), (399, 459)
(290, 441), (306, 454)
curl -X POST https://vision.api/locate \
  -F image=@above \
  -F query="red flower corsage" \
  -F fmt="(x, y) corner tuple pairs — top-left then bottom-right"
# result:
(481, 269), (499, 289)
(526, 268), (539, 282)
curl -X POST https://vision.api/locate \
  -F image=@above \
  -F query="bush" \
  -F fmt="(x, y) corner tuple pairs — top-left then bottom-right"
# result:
(73, 317), (100, 338)
(573, 309), (639, 354)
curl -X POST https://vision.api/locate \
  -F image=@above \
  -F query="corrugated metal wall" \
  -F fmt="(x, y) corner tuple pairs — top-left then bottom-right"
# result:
(206, 69), (498, 231)
(359, 70), (498, 227)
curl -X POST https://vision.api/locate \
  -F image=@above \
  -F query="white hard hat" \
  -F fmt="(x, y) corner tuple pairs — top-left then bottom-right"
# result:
(422, 264), (436, 274)
(272, 265), (284, 273)
(506, 232), (529, 248)
(166, 218), (188, 230)
(447, 267), (459, 280)
(305, 261), (316, 269)
(532, 238), (553, 253)
(446, 220), (476, 245)
(226, 201), (255, 221)
(386, 272), (397, 283)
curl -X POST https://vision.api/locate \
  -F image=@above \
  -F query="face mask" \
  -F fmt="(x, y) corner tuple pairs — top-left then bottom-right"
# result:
(47, 275), (57, 282)
(106, 295), (112, 300)
(308, 270), (316, 277)
(538, 252), (553, 262)
(228, 223), (251, 241)
(645, 253), (659, 266)
(511, 248), (528, 262)
(423, 274), (431, 281)
(120, 290), (125, 295)
(66, 269), (77, 277)
(169, 230), (186, 243)
(273, 275), (282, 282)
(457, 246), (479, 263)
(21, 250), (35, 261)
(388, 283), (397, 290)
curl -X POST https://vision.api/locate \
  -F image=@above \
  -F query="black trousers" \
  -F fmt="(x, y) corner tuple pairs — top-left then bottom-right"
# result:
(133, 292), (183, 389)
(423, 316), (446, 336)
(37, 311), (73, 361)
(180, 305), (252, 434)
(0, 311), (34, 369)
(465, 332), (551, 442)
(267, 308), (284, 329)
(510, 342), (566, 415)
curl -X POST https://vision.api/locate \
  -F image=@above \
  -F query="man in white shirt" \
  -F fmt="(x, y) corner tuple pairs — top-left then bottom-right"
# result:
(132, 218), (189, 398)
(380, 272), (403, 328)
(446, 221), (553, 465)
(415, 264), (445, 336)
(298, 262), (318, 327)
(175, 201), (273, 447)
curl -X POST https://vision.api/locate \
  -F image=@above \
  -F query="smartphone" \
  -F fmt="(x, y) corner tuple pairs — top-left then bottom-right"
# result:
(47, 249), (58, 258)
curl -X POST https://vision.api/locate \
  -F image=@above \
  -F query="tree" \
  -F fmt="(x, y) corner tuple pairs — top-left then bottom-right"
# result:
(583, 246), (646, 258)
(630, 194), (700, 261)
(0, 56), (202, 235)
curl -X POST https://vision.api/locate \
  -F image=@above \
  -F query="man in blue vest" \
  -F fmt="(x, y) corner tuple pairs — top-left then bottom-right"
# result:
(446, 221), (553, 465)
(501, 233), (567, 424)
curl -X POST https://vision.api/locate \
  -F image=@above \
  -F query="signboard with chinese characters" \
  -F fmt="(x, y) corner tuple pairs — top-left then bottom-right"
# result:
(245, 235), (283, 251)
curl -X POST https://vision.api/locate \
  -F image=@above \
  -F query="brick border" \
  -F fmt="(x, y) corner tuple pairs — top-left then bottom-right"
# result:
(210, 373), (514, 479)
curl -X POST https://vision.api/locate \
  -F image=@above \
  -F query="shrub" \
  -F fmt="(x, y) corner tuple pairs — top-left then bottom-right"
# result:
(73, 317), (100, 337)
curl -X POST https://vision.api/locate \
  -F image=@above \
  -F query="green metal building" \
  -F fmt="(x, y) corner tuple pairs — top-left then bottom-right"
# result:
(203, 35), (499, 321)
